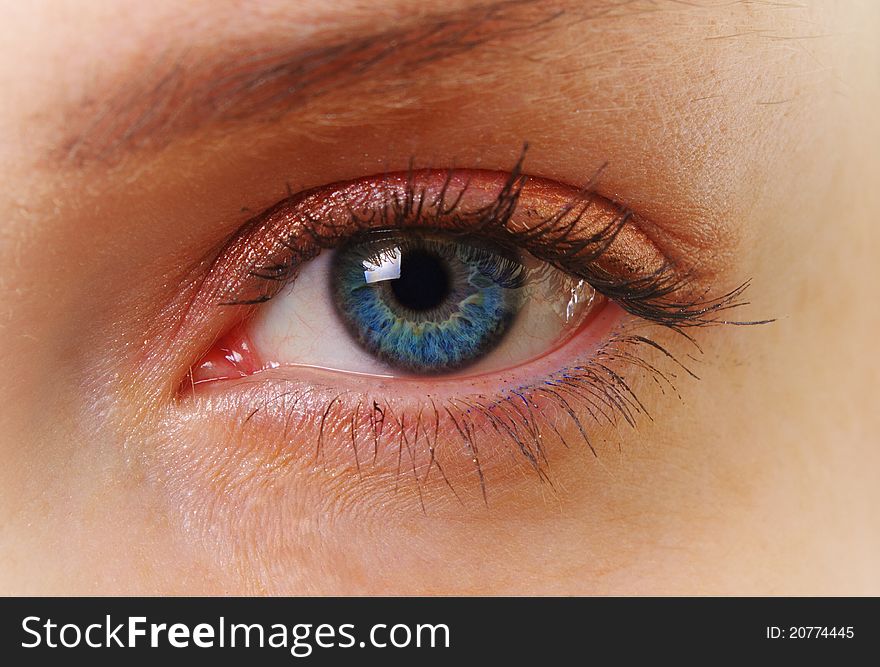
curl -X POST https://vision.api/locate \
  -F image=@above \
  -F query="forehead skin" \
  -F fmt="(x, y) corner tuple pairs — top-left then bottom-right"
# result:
(0, 0), (877, 594)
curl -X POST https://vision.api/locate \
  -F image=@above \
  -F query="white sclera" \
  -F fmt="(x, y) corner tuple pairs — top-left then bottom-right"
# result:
(250, 252), (392, 376)
(249, 247), (597, 377)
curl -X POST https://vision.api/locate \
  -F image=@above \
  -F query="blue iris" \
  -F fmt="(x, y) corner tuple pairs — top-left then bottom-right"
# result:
(331, 232), (526, 374)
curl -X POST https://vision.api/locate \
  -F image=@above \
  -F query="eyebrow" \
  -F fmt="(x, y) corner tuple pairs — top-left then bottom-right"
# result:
(61, 0), (608, 166)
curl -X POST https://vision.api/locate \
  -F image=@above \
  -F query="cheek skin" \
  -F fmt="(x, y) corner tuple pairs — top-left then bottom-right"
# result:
(134, 322), (750, 595)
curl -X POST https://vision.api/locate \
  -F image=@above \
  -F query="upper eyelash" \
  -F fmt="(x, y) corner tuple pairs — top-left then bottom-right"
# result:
(223, 150), (768, 334)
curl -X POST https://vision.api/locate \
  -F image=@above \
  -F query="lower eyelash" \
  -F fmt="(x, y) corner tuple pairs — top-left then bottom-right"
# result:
(216, 317), (720, 510)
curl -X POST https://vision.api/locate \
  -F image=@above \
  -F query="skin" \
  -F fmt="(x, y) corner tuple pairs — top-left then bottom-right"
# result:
(0, 0), (877, 594)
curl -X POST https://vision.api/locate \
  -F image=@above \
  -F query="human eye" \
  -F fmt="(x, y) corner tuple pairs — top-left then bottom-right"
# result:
(173, 153), (759, 509)
(246, 228), (600, 377)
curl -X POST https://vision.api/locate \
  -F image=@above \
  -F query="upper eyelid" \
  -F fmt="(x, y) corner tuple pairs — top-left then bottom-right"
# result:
(209, 168), (666, 305)
(193, 167), (760, 337)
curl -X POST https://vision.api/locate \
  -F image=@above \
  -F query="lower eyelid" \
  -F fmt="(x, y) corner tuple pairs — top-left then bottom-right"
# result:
(176, 301), (626, 504)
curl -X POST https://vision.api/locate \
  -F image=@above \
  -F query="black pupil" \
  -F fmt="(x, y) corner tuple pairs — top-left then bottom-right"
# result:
(390, 248), (450, 312)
